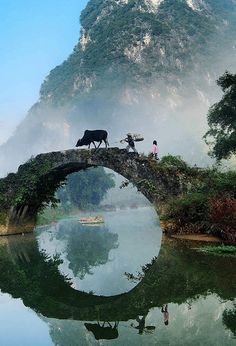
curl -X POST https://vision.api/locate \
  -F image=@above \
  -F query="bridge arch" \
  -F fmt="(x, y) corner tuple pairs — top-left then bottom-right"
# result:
(0, 148), (188, 235)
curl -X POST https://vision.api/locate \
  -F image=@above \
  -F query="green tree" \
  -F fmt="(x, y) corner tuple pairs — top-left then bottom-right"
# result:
(204, 71), (236, 160)
(57, 167), (115, 209)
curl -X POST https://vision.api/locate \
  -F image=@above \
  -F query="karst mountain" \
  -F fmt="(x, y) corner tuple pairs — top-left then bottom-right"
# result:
(1, 0), (236, 173)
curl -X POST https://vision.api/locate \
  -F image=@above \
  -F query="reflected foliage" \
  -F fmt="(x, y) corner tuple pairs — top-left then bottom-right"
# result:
(125, 238), (236, 308)
(56, 221), (119, 279)
(0, 236), (73, 318)
(223, 305), (236, 338)
(0, 235), (235, 324)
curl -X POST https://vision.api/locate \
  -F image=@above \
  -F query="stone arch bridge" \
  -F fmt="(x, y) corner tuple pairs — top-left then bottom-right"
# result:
(0, 148), (191, 235)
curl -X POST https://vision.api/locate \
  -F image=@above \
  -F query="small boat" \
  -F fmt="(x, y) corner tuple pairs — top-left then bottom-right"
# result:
(79, 216), (104, 225)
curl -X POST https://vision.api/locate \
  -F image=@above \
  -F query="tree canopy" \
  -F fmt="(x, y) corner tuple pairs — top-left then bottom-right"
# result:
(57, 167), (115, 209)
(204, 71), (236, 160)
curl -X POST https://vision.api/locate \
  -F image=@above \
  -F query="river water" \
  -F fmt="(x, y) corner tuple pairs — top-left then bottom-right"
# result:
(0, 206), (235, 345)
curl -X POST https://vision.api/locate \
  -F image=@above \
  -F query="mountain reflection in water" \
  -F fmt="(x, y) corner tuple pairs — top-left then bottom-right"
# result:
(0, 207), (235, 345)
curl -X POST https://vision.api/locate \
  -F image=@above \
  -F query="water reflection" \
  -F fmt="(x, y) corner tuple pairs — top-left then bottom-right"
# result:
(223, 304), (236, 338)
(0, 207), (235, 345)
(36, 208), (161, 295)
(131, 314), (156, 335)
(84, 321), (119, 340)
(161, 304), (169, 326)
(56, 222), (119, 280)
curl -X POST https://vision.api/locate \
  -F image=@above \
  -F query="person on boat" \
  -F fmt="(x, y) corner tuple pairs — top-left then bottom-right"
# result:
(152, 140), (159, 160)
(124, 133), (137, 153)
(161, 305), (169, 326)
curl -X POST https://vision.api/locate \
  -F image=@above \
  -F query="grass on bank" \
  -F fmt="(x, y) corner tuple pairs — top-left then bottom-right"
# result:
(37, 205), (77, 225)
(198, 245), (236, 257)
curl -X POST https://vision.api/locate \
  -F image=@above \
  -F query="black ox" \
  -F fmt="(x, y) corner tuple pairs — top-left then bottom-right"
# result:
(75, 130), (109, 149)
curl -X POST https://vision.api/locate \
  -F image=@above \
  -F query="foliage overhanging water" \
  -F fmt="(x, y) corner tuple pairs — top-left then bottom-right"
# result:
(0, 207), (235, 345)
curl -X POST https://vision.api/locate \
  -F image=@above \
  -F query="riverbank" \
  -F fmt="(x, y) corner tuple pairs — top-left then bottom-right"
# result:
(170, 234), (221, 242)
(37, 204), (151, 226)
(160, 218), (236, 245)
(157, 156), (236, 244)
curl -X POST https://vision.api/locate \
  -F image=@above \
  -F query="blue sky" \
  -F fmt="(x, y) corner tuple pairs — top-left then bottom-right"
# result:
(0, 0), (88, 143)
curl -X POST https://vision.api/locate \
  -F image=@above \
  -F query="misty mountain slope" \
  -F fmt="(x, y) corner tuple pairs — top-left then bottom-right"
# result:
(1, 0), (236, 175)
(40, 0), (234, 104)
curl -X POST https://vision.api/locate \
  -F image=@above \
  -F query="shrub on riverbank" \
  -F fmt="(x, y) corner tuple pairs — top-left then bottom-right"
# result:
(161, 158), (236, 242)
(37, 205), (74, 225)
(208, 195), (236, 242)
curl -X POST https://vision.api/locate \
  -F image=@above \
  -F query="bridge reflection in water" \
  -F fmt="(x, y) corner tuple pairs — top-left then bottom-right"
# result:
(0, 228), (235, 343)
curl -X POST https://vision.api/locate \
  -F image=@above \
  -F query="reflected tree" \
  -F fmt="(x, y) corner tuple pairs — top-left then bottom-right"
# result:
(0, 235), (73, 317)
(45, 320), (90, 346)
(223, 304), (236, 338)
(56, 221), (119, 279)
(0, 235), (235, 325)
(124, 237), (236, 308)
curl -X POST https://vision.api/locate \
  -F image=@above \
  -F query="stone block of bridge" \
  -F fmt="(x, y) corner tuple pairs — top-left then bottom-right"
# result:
(0, 148), (189, 235)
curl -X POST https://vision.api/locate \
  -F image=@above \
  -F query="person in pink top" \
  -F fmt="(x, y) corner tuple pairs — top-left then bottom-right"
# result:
(152, 140), (159, 160)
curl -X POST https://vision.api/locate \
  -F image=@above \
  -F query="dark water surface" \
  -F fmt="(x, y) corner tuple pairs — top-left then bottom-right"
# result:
(0, 207), (235, 346)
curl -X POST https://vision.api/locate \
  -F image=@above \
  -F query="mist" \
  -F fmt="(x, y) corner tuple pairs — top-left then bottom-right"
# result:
(0, 0), (236, 177)
(0, 51), (234, 177)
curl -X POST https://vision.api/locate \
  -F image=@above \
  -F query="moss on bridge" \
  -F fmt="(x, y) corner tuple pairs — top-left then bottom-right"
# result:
(0, 148), (203, 235)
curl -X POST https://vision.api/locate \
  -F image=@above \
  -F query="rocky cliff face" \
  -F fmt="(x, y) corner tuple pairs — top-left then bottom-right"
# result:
(1, 0), (236, 174)
(40, 0), (236, 104)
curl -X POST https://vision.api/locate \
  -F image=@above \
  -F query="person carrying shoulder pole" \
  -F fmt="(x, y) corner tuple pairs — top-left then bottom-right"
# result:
(124, 133), (137, 153)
